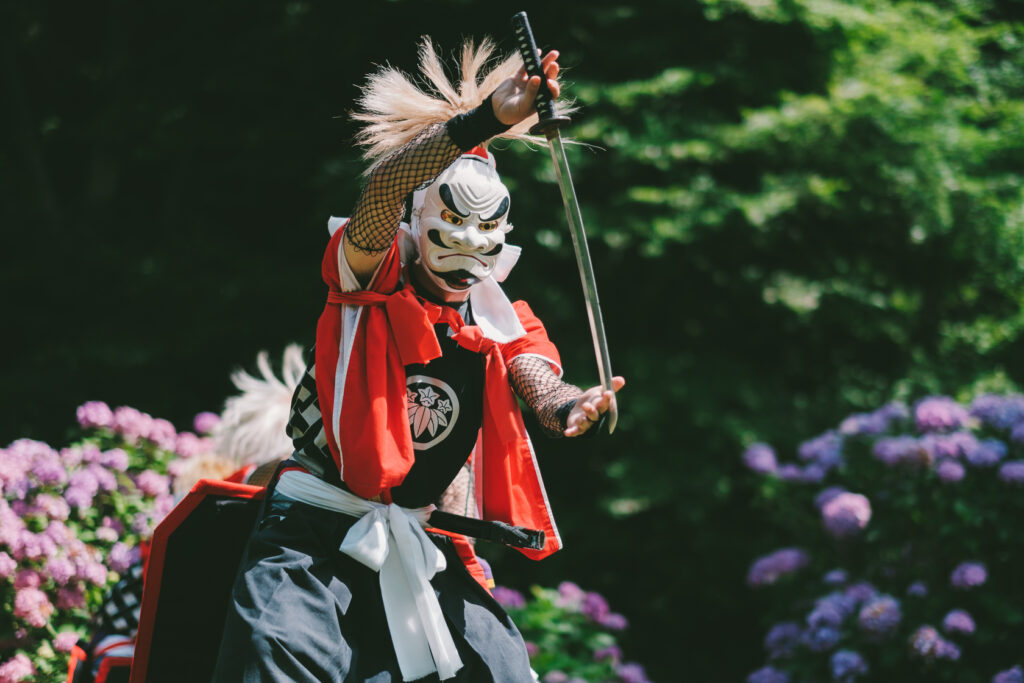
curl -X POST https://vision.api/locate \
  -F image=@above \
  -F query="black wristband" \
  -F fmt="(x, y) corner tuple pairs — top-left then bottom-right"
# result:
(446, 95), (511, 151)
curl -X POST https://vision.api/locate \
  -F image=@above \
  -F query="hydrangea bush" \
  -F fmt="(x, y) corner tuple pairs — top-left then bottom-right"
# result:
(742, 395), (1024, 683)
(493, 581), (652, 683)
(0, 401), (217, 682)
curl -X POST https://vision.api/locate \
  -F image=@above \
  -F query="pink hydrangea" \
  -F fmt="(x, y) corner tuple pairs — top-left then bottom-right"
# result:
(56, 585), (86, 610)
(46, 556), (77, 586)
(99, 448), (130, 471)
(111, 406), (154, 444)
(53, 630), (80, 653)
(14, 587), (54, 628)
(32, 493), (70, 521)
(0, 653), (35, 683)
(821, 492), (872, 538)
(107, 543), (135, 574)
(136, 470), (170, 497)
(0, 552), (16, 579)
(193, 411), (222, 435)
(174, 431), (205, 458)
(148, 418), (178, 451)
(76, 400), (114, 429)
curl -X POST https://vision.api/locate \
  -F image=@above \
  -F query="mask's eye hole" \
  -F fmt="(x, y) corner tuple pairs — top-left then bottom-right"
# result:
(477, 221), (499, 232)
(440, 210), (463, 226)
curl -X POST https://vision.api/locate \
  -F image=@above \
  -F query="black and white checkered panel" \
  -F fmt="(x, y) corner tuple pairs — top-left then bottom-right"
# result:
(96, 561), (145, 636)
(286, 355), (337, 482)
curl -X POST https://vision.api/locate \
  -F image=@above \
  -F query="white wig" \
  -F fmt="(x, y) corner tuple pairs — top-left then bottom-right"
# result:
(352, 37), (570, 167)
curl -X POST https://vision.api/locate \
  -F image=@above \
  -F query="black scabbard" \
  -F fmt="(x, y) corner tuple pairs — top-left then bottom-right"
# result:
(427, 510), (546, 550)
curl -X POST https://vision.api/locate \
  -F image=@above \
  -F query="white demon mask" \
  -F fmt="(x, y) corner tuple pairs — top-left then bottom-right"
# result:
(412, 151), (512, 293)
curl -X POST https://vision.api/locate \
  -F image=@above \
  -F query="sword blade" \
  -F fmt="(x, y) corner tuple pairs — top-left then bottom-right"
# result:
(545, 132), (618, 434)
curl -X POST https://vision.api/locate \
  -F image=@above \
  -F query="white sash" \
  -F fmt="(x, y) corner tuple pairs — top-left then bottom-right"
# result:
(275, 470), (463, 681)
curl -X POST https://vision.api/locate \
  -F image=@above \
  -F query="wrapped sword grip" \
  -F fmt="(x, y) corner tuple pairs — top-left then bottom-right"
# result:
(511, 11), (571, 135)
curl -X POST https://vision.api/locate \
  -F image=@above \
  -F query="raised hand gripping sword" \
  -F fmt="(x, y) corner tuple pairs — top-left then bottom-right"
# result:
(511, 12), (618, 434)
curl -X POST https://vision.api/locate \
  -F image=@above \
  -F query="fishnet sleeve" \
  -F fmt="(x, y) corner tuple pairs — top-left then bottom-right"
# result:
(508, 355), (583, 437)
(345, 123), (463, 254)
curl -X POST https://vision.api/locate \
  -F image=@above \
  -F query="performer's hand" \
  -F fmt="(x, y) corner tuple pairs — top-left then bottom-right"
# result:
(564, 377), (625, 437)
(491, 50), (561, 126)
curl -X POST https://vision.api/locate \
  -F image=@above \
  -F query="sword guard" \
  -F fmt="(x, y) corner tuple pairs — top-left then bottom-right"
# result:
(530, 115), (572, 137)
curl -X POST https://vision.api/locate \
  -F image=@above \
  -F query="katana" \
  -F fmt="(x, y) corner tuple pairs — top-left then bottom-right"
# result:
(511, 11), (618, 434)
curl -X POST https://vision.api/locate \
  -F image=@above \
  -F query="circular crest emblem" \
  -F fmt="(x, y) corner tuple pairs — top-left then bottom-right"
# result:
(406, 375), (460, 450)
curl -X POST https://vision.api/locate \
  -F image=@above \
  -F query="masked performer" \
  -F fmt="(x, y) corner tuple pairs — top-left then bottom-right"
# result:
(213, 37), (623, 683)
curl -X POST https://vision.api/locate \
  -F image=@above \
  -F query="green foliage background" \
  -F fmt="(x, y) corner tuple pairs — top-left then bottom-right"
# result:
(2, 0), (1023, 679)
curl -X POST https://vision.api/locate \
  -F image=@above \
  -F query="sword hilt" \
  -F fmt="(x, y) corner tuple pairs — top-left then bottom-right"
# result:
(511, 11), (571, 136)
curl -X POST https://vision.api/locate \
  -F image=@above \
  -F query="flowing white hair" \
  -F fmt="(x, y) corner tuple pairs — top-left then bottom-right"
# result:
(352, 36), (565, 167)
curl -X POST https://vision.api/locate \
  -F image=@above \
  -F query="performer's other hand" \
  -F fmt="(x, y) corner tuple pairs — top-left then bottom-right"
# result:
(564, 377), (625, 437)
(491, 50), (561, 126)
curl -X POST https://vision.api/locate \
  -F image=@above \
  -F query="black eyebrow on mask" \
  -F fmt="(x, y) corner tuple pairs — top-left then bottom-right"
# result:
(482, 196), (510, 222)
(439, 184), (469, 218)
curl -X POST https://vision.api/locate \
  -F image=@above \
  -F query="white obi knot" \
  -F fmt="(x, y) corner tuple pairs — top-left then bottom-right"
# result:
(275, 470), (463, 681)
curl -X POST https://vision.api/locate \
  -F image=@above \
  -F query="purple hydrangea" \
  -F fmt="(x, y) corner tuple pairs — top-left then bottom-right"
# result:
(1012, 422), (1024, 445)
(909, 625), (961, 661)
(76, 400), (114, 429)
(871, 436), (921, 467)
(581, 591), (610, 622)
(951, 562), (987, 589)
(915, 396), (971, 432)
(542, 672), (568, 683)
(965, 439), (1007, 467)
(936, 459), (965, 483)
(970, 394), (1024, 430)
(999, 461), (1024, 485)
(906, 581), (928, 597)
(747, 666), (790, 683)
(823, 569), (848, 585)
(743, 443), (778, 474)
(920, 431), (978, 460)
(490, 586), (526, 609)
(798, 431), (843, 469)
(777, 464), (804, 481)
(801, 625), (841, 652)
(616, 662), (650, 683)
(858, 595), (901, 637)
(599, 612), (628, 630)
(593, 645), (621, 663)
(821, 492), (872, 538)
(993, 666), (1024, 683)
(747, 548), (810, 587)
(556, 581), (585, 609)
(764, 621), (801, 659)
(844, 582), (878, 604)
(942, 609), (975, 635)
(830, 650), (868, 682)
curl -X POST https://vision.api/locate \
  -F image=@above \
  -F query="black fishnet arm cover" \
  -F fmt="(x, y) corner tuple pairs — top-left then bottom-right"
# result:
(508, 355), (583, 437)
(345, 98), (511, 254)
(345, 123), (462, 254)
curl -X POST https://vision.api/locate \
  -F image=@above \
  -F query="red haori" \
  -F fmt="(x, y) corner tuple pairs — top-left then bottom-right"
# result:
(314, 222), (561, 558)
